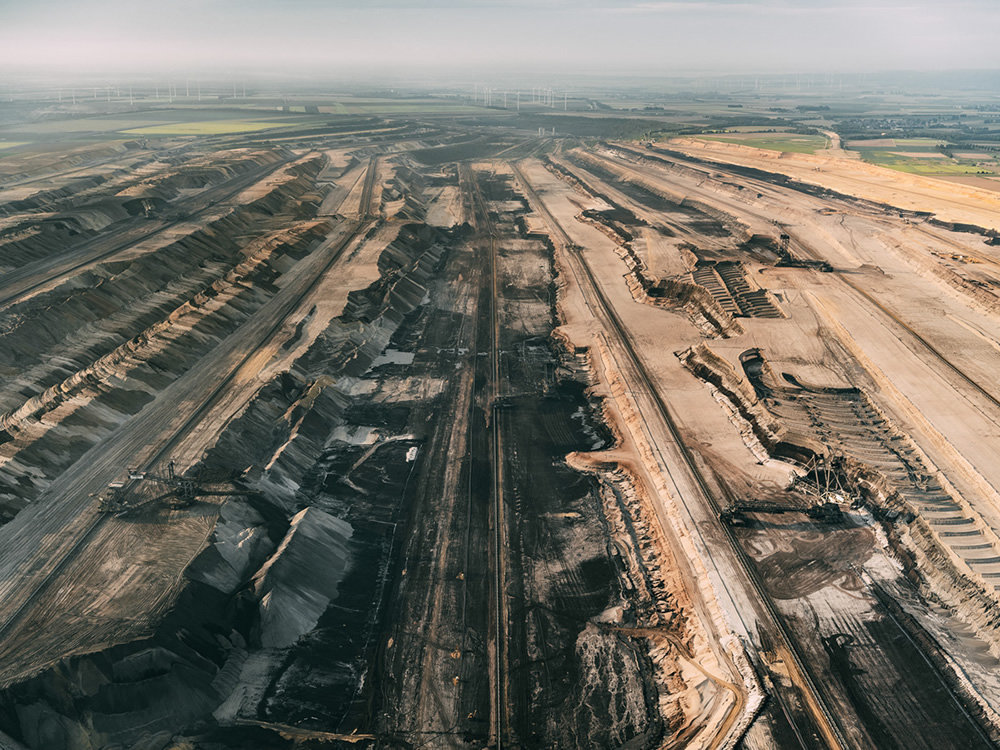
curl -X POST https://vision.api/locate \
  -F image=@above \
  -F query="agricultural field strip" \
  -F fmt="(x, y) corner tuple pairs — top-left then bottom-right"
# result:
(696, 133), (830, 155)
(122, 120), (293, 136)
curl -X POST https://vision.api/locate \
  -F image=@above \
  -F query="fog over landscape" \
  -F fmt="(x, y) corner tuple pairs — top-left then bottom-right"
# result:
(1, 0), (998, 74)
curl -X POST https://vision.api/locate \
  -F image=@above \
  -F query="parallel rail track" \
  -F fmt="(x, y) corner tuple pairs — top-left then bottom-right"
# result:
(590, 143), (1000, 418)
(463, 163), (508, 748)
(584, 145), (1000, 747)
(767, 222), (1000, 415)
(528, 144), (1000, 747)
(837, 273), (1000, 412)
(510, 159), (849, 750)
(0, 157), (381, 668)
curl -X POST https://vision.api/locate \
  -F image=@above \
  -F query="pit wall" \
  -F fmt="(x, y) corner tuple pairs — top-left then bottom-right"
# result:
(572, 196), (743, 339)
(677, 344), (783, 455)
(880, 233), (1000, 316)
(381, 164), (429, 222)
(204, 222), (445, 508)
(682, 343), (1000, 671)
(551, 333), (763, 746)
(0, 220), (448, 750)
(576, 147), (756, 244)
(0, 159), (329, 521)
(0, 142), (135, 186)
(0, 149), (297, 273)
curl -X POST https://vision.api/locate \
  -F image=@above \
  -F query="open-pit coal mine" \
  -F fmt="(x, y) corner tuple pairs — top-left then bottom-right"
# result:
(3, 80), (1000, 750)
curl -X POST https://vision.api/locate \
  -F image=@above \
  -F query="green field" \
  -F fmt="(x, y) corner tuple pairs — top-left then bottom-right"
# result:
(859, 152), (990, 175)
(696, 133), (830, 154)
(121, 120), (291, 135)
(849, 136), (998, 175)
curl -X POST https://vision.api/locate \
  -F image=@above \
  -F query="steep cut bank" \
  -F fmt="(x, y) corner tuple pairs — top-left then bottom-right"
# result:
(684, 343), (1000, 737)
(0, 157), (329, 523)
(546, 155), (745, 338)
(0, 149), (292, 273)
(0, 209), (450, 749)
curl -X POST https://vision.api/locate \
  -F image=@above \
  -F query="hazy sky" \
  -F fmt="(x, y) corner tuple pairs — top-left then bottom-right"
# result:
(1, 0), (997, 76)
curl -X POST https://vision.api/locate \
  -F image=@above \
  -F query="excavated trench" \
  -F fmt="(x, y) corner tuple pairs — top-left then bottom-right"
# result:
(0, 144), (911, 748)
(546, 154), (788, 340)
(683, 344), (1000, 747)
(0, 149), (291, 273)
(0, 203), (450, 749)
(690, 261), (784, 319)
(561, 155), (785, 321)
(0, 158), (327, 520)
(0, 141), (146, 186)
(481, 170), (664, 748)
(563, 151), (731, 239)
(616, 143), (936, 225)
(0, 162), (673, 748)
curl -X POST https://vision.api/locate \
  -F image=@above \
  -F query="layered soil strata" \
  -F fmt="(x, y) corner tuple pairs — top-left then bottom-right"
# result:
(2, 106), (1000, 748)
(0, 156), (704, 750)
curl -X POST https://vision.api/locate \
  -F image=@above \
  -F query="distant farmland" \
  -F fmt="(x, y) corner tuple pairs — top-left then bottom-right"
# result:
(122, 120), (292, 135)
(848, 137), (999, 175)
(695, 132), (830, 154)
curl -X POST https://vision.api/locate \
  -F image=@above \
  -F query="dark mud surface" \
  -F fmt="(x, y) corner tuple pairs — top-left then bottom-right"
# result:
(739, 515), (874, 600)
(499, 388), (656, 748)
(367, 168), (663, 749)
(9, 126), (989, 750)
(260, 440), (420, 732)
(738, 510), (995, 749)
(482, 170), (660, 748)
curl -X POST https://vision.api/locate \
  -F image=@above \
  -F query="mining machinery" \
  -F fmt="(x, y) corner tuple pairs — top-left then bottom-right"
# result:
(95, 460), (237, 515)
